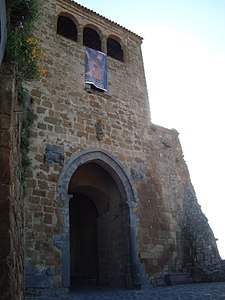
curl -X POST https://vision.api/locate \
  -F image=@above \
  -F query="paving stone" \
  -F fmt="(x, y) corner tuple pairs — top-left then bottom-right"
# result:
(26, 282), (225, 300)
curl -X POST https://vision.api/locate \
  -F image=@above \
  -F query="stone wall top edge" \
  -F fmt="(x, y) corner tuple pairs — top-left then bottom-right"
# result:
(151, 123), (179, 136)
(56, 0), (143, 43)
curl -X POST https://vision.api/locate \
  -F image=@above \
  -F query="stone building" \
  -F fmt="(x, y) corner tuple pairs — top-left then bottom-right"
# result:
(0, 0), (224, 299)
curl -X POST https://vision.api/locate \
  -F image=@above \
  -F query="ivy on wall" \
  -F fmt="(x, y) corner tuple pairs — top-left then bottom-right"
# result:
(6, 0), (46, 80)
(6, 0), (45, 184)
(18, 83), (37, 183)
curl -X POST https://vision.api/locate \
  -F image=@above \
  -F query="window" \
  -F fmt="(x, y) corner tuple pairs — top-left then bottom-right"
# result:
(83, 27), (101, 51)
(57, 15), (77, 41)
(107, 37), (124, 62)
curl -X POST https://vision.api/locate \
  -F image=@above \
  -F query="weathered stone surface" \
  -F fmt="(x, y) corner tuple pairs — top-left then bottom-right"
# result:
(0, 115), (11, 129)
(44, 144), (64, 165)
(182, 186), (222, 281)
(0, 91), (12, 115)
(44, 116), (61, 125)
(26, 274), (53, 289)
(0, 130), (11, 148)
(0, 61), (24, 299)
(0, 148), (11, 183)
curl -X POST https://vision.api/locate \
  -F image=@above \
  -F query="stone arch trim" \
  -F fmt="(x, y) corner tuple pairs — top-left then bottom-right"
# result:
(57, 11), (79, 28)
(83, 24), (102, 51)
(83, 23), (103, 40)
(56, 12), (78, 42)
(58, 147), (136, 203)
(56, 147), (148, 288)
(107, 36), (124, 62)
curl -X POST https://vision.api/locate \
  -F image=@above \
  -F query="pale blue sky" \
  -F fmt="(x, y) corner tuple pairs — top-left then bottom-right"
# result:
(75, 0), (225, 258)
(75, 0), (225, 51)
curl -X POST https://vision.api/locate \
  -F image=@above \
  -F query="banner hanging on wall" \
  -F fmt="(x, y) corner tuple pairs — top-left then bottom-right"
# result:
(85, 47), (108, 92)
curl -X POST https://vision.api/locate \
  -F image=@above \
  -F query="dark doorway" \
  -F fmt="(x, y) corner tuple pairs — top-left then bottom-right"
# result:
(70, 193), (98, 286)
(68, 162), (133, 288)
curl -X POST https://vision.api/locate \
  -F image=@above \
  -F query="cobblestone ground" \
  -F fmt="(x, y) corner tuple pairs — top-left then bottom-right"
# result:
(26, 282), (225, 300)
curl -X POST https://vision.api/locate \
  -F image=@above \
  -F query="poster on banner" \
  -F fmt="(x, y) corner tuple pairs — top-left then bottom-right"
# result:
(85, 47), (107, 92)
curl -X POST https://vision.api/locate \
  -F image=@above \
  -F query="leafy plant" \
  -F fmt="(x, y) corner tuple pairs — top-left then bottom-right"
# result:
(18, 84), (37, 184)
(8, 0), (39, 26)
(7, 29), (46, 79)
(5, 0), (45, 184)
(6, 0), (47, 80)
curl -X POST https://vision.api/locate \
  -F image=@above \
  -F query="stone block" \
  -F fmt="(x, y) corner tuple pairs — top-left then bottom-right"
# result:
(55, 125), (66, 134)
(36, 106), (46, 114)
(0, 115), (11, 130)
(0, 91), (12, 115)
(140, 252), (149, 259)
(44, 116), (61, 125)
(164, 273), (190, 285)
(0, 183), (10, 203)
(37, 122), (47, 130)
(44, 144), (64, 165)
(210, 270), (225, 282)
(48, 173), (58, 182)
(0, 130), (11, 148)
(25, 274), (53, 288)
(0, 149), (11, 183)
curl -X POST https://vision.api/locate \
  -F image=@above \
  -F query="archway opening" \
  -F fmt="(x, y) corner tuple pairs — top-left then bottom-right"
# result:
(107, 37), (124, 62)
(83, 27), (101, 51)
(57, 15), (77, 41)
(68, 162), (132, 288)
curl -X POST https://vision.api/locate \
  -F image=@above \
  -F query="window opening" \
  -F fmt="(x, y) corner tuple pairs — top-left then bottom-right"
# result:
(107, 38), (124, 62)
(83, 27), (101, 51)
(57, 16), (77, 41)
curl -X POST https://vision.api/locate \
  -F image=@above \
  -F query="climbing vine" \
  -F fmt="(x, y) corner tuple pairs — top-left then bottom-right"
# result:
(18, 83), (37, 183)
(6, 0), (46, 80)
(6, 0), (45, 184)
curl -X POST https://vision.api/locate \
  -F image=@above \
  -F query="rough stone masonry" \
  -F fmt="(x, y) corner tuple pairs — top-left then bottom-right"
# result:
(0, 0), (224, 299)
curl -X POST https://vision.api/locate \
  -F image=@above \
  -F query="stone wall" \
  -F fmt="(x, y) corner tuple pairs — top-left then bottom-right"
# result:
(139, 124), (222, 282)
(0, 0), (7, 66)
(0, 62), (24, 299)
(22, 0), (222, 294)
(182, 185), (222, 281)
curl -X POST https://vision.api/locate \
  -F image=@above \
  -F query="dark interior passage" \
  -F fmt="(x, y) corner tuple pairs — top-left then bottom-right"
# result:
(70, 193), (98, 286)
(68, 163), (132, 288)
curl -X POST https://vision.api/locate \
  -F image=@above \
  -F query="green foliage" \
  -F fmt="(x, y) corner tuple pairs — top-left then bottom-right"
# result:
(19, 84), (37, 184)
(6, 0), (46, 80)
(8, 0), (39, 26)
(6, 0), (43, 185)
(6, 26), (46, 80)
(17, 81), (28, 105)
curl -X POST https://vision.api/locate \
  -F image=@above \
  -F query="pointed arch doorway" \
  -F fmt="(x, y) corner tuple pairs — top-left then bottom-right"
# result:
(56, 148), (146, 289)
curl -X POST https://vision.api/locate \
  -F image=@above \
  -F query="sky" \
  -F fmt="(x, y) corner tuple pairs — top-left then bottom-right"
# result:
(75, 0), (225, 259)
